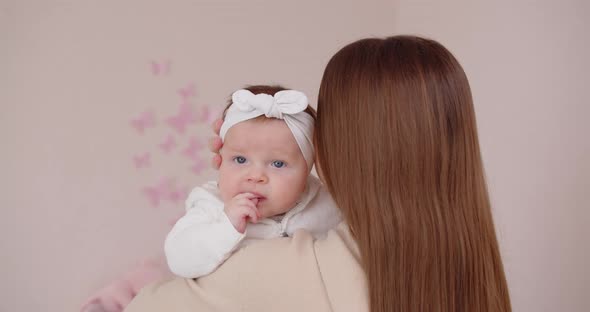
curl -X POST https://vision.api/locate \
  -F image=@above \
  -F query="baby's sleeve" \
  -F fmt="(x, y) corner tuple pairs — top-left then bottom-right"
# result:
(164, 186), (245, 278)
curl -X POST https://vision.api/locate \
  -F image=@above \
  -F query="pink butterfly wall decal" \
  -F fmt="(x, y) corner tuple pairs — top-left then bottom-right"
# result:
(130, 76), (213, 210)
(178, 83), (196, 101)
(130, 111), (156, 135)
(133, 153), (151, 169)
(150, 60), (171, 76)
(158, 135), (176, 153)
(166, 101), (196, 134)
(167, 186), (188, 204)
(199, 105), (222, 124)
(182, 137), (203, 160)
(191, 157), (207, 175)
(141, 178), (174, 207)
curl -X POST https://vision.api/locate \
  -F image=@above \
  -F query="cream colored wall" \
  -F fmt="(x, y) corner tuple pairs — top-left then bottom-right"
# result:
(392, 1), (589, 311)
(1, 0), (588, 311)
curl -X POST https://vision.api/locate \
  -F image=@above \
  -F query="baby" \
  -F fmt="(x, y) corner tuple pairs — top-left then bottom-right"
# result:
(165, 85), (342, 278)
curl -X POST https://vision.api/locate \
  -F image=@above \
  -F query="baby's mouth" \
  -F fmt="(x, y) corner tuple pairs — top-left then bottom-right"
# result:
(254, 196), (266, 203)
(250, 192), (266, 204)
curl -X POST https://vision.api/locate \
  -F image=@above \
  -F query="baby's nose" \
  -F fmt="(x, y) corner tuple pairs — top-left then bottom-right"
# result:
(247, 170), (268, 184)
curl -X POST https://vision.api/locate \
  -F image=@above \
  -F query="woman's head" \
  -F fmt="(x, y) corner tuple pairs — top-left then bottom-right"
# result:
(315, 36), (511, 311)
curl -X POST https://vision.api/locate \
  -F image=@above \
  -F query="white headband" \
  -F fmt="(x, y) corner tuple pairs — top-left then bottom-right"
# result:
(220, 89), (315, 169)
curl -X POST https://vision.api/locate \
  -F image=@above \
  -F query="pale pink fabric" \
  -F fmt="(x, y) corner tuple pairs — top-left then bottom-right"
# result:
(80, 258), (170, 312)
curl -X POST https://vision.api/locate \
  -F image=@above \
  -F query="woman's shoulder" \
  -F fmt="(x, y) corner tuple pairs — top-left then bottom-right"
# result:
(313, 223), (368, 312)
(203, 223), (367, 311)
(126, 223), (368, 312)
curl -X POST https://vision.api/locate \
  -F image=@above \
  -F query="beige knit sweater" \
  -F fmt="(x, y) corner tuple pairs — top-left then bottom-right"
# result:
(125, 222), (368, 312)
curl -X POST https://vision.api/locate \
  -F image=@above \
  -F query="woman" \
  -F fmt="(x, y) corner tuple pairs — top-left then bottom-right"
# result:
(125, 35), (511, 312)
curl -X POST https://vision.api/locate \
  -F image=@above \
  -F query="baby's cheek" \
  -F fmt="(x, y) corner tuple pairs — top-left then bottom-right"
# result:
(292, 173), (308, 194)
(280, 180), (304, 204)
(218, 184), (230, 203)
(217, 173), (234, 203)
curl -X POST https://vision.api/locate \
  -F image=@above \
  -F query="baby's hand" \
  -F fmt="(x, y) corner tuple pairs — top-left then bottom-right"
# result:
(224, 193), (261, 233)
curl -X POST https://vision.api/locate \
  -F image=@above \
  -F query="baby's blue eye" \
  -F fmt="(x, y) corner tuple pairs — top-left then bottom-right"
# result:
(271, 160), (285, 168)
(233, 156), (247, 164)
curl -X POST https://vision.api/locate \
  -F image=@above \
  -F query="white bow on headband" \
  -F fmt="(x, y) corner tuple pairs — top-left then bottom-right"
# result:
(220, 89), (315, 169)
(231, 89), (309, 119)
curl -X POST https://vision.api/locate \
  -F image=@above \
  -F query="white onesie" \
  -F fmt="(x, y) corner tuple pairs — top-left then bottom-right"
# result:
(164, 175), (341, 278)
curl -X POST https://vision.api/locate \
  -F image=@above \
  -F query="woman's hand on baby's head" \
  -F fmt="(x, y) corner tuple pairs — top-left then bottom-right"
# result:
(224, 193), (261, 234)
(209, 118), (223, 170)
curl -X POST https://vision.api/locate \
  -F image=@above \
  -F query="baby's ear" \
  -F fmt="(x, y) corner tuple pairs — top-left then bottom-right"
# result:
(212, 118), (223, 135)
(212, 153), (223, 170)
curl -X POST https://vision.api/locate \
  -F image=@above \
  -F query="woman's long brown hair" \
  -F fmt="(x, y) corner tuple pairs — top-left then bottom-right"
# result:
(315, 36), (511, 311)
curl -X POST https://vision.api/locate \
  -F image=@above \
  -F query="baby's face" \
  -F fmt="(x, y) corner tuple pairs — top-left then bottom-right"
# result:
(219, 118), (309, 219)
